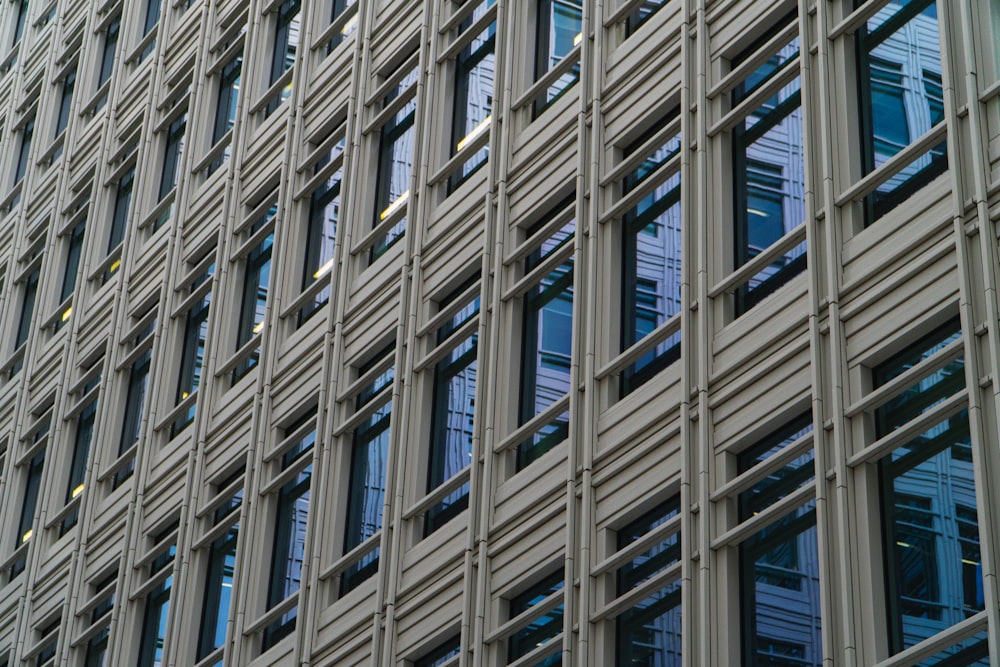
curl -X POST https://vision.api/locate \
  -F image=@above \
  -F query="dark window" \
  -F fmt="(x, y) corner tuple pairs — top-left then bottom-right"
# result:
(517, 204), (574, 470)
(83, 571), (117, 667)
(615, 497), (682, 667)
(208, 51), (242, 176)
(342, 345), (395, 595)
(97, 15), (120, 96)
(11, 450), (44, 575)
(855, 0), (946, 223)
(159, 113), (187, 202)
(14, 113), (34, 185)
(425, 282), (479, 535)
(143, 0), (161, 35)
(508, 571), (564, 665)
(266, 0), (301, 117)
(325, 0), (357, 52)
(415, 635), (461, 667)
(736, 415), (821, 667)
(263, 416), (315, 650)
(33, 620), (58, 667)
(140, 0), (161, 60)
(448, 13), (495, 192)
(60, 221), (85, 304)
(623, 0), (669, 36)
(137, 531), (176, 667)
(61, 383), (98, 533)
(11, 0), (27, 47)
(173, 264), (213, 436)
(14, 266), (39, 350)
(299, 135), (344, 324)
(371, 66), (417, 263)
(233, 212), (273, 383)
(104, 166), (134, 280)
(873, 321), (983, 654)
(197, 484), (242, 662)
(116, 315), (155, 486)
(731, 17), (806, 315)
(533, 0), (582, 117)
(620, 117), (682, 395)
(54, 67), (76, 139)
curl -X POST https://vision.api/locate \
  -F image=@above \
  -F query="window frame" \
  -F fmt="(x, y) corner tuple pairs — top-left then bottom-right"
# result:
(853, 0), (948, 224)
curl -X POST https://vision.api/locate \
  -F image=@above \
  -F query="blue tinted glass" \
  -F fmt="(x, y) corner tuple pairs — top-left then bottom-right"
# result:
(509, 573), (564, 664)
(859, 0), (946, 220)
(741, 504), (822, 666)
(616, 582), (682, 667)
(880, 413), (983, 652)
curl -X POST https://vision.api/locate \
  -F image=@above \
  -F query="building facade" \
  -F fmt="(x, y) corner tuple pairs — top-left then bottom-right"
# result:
(0, 0), (999, 665)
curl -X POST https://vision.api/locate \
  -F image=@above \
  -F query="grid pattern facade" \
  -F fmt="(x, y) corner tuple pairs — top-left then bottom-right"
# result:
(0, 0), (998, 665)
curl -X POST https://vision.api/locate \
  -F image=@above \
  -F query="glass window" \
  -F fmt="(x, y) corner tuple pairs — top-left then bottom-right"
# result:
(533, 0), (582, 117)
(137, 530), (176, 667)
(96, 15), (120, 109)
(620, 117), (682, 395)
(11, 0), (27, 47)
(104, 166), (134, 280)
(233, 210), (274, 383)
(299, 134), (345, 324)
(33, 620), (58, 667)
(83, 571), (116, 667)
(197, 482), (242, 665)
(208, 50), (242, 176)
(172, 263), (212, 436)
(872, 321), (982, 654)
(325, 0), (358, 52)
(60, 221), (85, 304)
(426, 282), (479, 535)
(517, 203), (574, 470)
(507, 571), (564, 665)
(54, 67), (76, 140)
(342, 344), (395, 595)
(448, 10), (495, 192)
(263, 415), (315, 651)
(14, 113), (34, 185)
(143, 0), (161, 35)
(159, 113), (187, 202)
(855, 0), (947, 222)
(266, 0), (301, 117)
(116, 341), (151, 486)
(614, 496), (682, 666)
(372, 66), (417, 263)
(623, 0), (669, 37)
(61, 376), (99, 534)
(415, 635), (461, 667)
(731, 17), (806, 315)
(736, 415), (821, 667)
(11, 450), (44, 576)
(14, 266), (39, 350)
(140, 0), (161, 60)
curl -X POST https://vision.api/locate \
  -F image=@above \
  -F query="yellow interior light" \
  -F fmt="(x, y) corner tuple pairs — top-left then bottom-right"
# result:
(379, 190), (409, 221)
(456, 115), (491, 152)
(341, 14), (359, 35)
(573, 32), (582, 46)
(109, 259), (121, 274)
(313, 257), (335, 280)
(252, 320), (265, 335)
(71, 483), (85, 499)
(21, 529), (32, 543)
(181, 391), (189, 399)
(61, 307), (72, 322)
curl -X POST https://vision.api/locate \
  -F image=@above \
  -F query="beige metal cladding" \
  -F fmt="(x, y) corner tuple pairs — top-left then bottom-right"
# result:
(0, 0), (998, 665)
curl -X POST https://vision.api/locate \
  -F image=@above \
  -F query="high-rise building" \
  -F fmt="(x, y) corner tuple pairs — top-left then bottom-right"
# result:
(0, 0), (998, 665)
